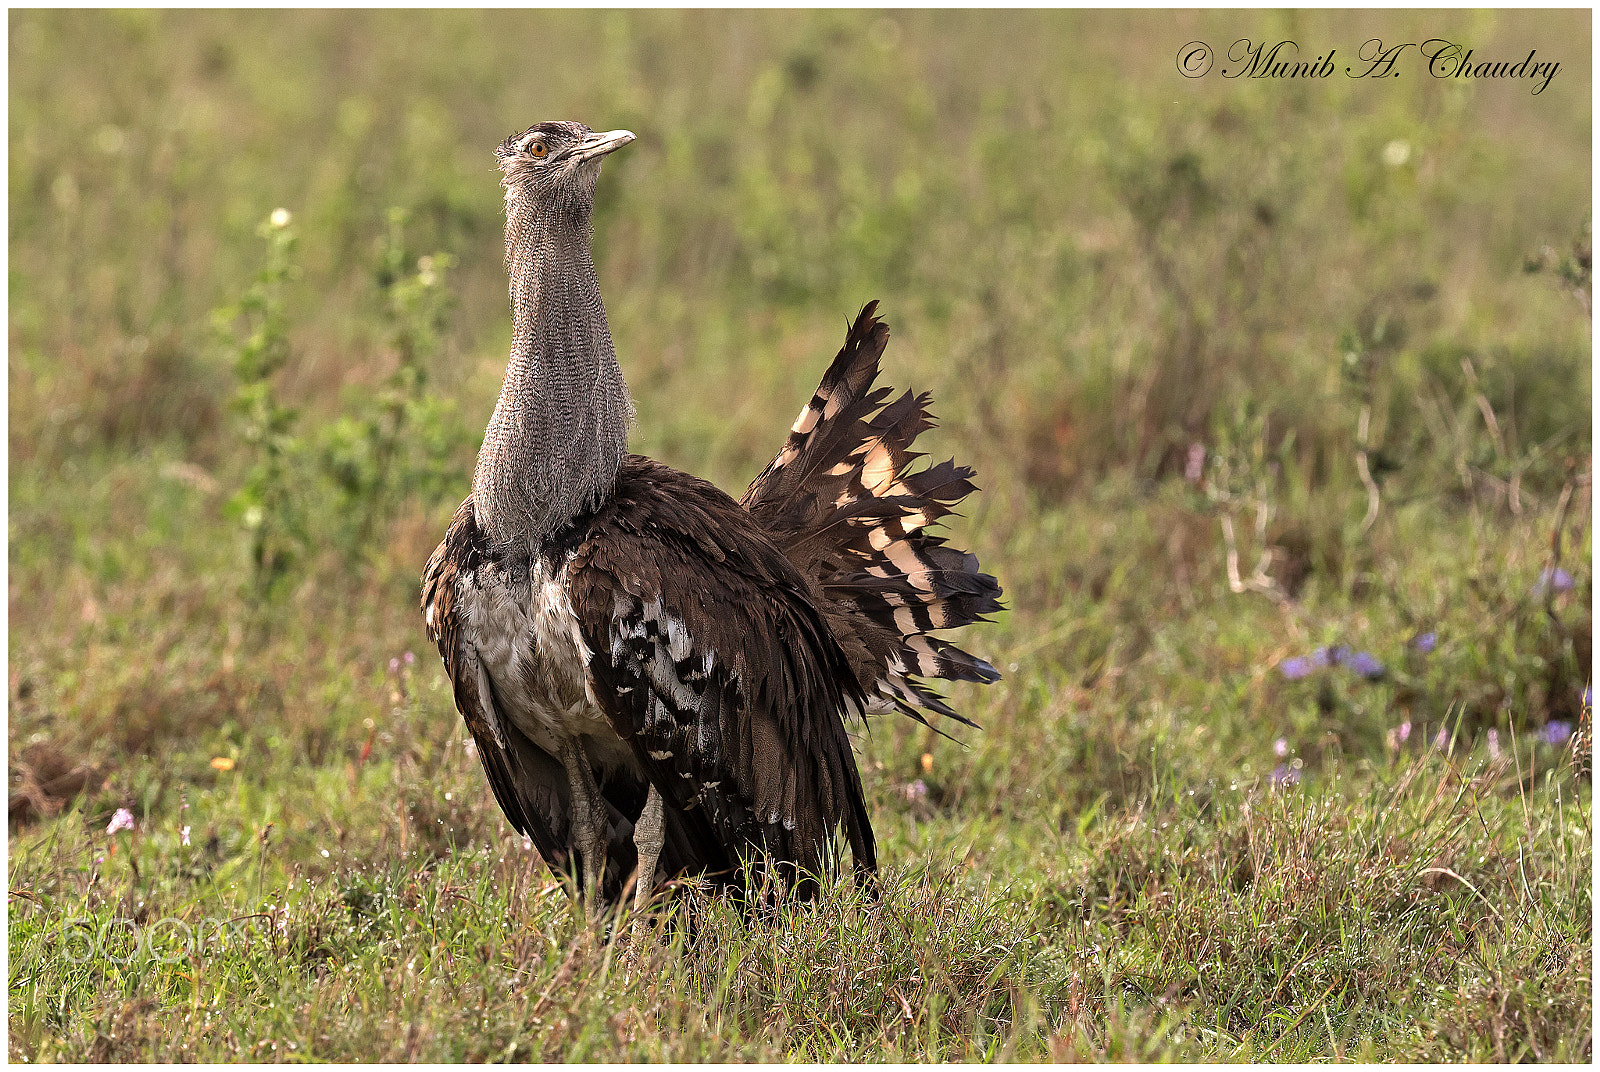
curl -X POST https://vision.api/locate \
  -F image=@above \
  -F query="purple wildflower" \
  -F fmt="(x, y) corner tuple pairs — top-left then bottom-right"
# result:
(106, 808), (135, 835)
(1539, 720), (1573, 745)
(1283, 645), (1383, 680)
(1487, 729), (1500, 760)
(1274, 738), (1289, 758)
(388, 656), (400, 673)
(1269, 764), (1301, 787)
(1346, 651), (1385, 680)
(1412, 632), (1437, 654)
(1280, 657), (1313, 680)
(404, 651), (415, 665)
(1433, 729), (1450, 752)
(1532, 567), (1575, 596)
(1399, 721), (1412, 743)
(1583, 686), (1592, 712)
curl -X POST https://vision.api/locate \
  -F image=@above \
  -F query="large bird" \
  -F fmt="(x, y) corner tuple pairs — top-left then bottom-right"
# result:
(422, 121), (1001, 911)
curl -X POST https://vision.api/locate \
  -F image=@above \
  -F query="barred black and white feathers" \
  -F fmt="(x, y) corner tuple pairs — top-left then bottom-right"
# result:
(742, 302), (1003, 730)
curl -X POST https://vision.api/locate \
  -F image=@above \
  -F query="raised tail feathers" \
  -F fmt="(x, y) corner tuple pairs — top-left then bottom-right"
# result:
(742, 301), (1003, 730)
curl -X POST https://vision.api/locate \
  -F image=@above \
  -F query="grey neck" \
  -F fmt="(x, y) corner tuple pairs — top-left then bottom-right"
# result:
(472, 195), (634, 550)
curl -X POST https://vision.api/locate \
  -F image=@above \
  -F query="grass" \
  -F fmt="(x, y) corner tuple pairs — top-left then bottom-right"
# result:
(8, 8), (1592, 1062)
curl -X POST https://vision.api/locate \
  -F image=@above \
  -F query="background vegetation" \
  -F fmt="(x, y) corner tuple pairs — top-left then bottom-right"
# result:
(9, 9), (1591, 1061)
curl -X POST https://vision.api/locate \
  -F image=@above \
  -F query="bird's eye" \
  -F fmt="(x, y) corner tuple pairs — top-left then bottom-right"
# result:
(527, 141), (548, 159)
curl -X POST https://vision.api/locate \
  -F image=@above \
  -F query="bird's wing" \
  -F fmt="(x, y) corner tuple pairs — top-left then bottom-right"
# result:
(422, 499), (576, 867)
(564, 457), (876, 898)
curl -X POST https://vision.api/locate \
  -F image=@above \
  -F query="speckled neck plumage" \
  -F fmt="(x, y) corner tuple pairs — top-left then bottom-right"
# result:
(471, 179), (634, 551)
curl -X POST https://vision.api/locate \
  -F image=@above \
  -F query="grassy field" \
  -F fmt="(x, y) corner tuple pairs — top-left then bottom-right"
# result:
(8, 9), (1592, 1061)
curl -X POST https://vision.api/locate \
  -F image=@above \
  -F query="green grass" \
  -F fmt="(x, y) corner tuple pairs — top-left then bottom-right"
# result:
(9, 9), (1591, 1062)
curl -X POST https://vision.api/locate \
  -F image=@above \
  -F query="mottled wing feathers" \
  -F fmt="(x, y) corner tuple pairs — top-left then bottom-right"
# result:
(741, 302), (1003, 730)
(566, 457), (876, 897)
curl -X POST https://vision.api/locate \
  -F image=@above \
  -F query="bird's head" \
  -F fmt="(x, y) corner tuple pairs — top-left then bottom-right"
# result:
(496, 121), (634, 219)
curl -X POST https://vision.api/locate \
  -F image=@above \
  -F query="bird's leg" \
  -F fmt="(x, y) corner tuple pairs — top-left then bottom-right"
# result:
(632, 784), (664, 916)
(557, 735), (608, 908)
(623, 784), (665, 968)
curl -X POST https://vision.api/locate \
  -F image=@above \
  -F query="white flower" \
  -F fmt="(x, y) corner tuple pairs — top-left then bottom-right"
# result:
(1381, 140), (1411, 168)
(106, 808), (135, 834)
(181, 825), (191, 846)
(269, 207), (292, 228)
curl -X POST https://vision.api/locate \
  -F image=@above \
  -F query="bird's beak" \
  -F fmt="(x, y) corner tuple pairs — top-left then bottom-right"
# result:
(573, 129), (635, 163)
